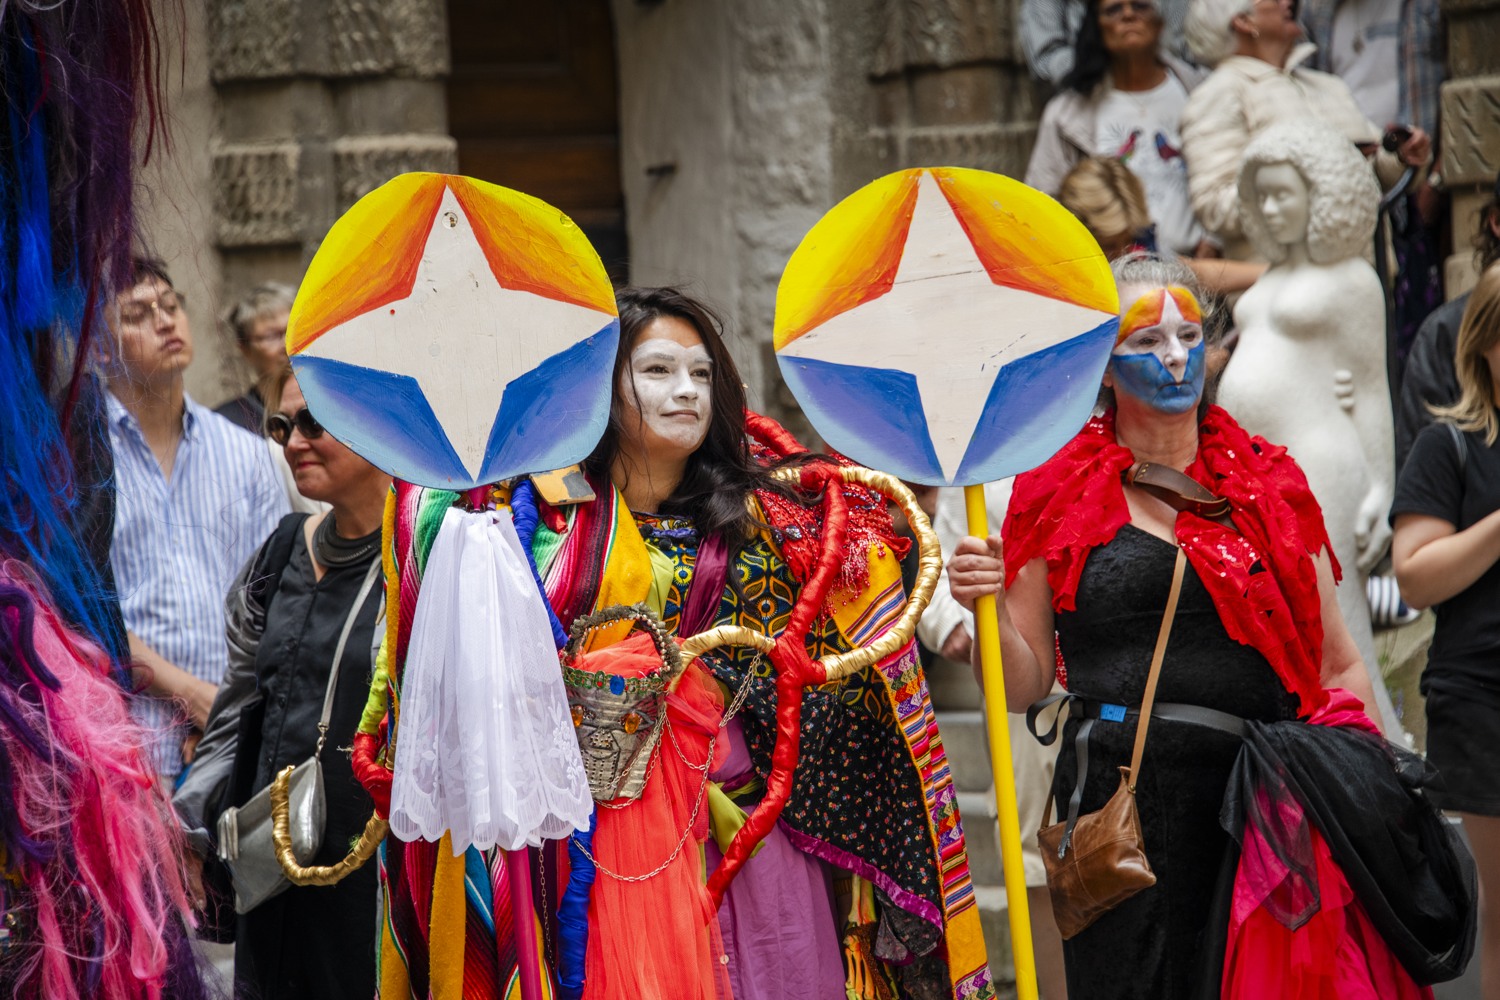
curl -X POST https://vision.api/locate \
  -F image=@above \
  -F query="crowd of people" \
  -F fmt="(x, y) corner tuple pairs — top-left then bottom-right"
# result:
(1, 0), (1495, 997)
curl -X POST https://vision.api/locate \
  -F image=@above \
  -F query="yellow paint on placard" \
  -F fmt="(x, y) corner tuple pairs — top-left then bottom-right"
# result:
(773, 168), (1116, 360)
(287, 173), (445, 355)
(287, 173), (616, 357)
(930, 167), (1117, 315)
(773, 169), (921, 351)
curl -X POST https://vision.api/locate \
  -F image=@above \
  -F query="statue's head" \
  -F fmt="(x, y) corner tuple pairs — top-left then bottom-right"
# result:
(1237, 120), (1380, 265)
(560, 605), (684, 802)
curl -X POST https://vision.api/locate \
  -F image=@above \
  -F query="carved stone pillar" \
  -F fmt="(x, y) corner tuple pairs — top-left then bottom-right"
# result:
(208, 0), (457, 298)
(867, 0), (1045, 180)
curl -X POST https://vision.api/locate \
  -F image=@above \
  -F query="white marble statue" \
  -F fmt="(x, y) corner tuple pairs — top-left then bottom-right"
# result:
(1216, 119), (1396, 726)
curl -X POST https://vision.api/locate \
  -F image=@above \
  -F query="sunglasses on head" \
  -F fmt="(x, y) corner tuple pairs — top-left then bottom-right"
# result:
(266, 407), (325, 446)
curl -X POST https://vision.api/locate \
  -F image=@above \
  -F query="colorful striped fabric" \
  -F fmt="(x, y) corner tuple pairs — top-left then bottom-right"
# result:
(877, 641), (994, 1000)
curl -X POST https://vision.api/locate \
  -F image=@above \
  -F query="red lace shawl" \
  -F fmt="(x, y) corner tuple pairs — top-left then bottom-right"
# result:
(1002, 406), (1336, 715)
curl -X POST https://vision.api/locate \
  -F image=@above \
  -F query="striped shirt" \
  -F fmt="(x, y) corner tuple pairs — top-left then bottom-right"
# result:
(107, 391), (289, 775)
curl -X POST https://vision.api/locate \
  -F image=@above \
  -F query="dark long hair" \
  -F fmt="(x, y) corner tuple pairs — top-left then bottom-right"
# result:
(1062, 0), (1165, 95)
(1063, 0), (1113, 94)
(584, 286), (796, 542)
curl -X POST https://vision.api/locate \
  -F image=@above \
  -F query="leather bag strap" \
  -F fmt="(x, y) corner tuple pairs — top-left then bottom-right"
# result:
(1125, 461), (1234, 525)
(1126, 548), (1187, 792)
(1039, 547), (1187, 847)
(315, 557), (383, 759)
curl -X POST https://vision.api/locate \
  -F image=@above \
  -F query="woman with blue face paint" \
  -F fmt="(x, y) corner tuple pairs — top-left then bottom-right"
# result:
(1106, 282), (1207, 415)
(943, 253), (1434, 999)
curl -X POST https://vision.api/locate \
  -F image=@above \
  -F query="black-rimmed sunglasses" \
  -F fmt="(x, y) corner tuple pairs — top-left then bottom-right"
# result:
(266, 407), (325, 445)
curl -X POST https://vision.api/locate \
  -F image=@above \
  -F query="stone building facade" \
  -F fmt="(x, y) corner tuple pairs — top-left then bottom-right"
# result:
(1441, 0), (1500, 297)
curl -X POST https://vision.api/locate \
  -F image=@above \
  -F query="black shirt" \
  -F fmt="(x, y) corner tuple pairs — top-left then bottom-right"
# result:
(1395, 294), (1466, 474)
(1390, 419), (1500, 691)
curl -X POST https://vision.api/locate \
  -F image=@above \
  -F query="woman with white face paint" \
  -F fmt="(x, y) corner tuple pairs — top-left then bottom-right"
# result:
(941, 254), (1452, 999)
(539, 287), (987, 1000)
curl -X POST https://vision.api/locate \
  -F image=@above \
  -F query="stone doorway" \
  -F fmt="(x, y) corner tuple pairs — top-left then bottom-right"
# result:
(446, 0), (628, 281)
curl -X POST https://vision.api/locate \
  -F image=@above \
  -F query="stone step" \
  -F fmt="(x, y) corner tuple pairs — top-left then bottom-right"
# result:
(933, 708), (995, 794)
(975, 885), (1019, 999)
(926, 655), (983, 711)
(956, 790), (1002, 886)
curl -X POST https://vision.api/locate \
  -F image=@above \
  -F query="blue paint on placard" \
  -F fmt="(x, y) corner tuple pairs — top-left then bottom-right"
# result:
(481, 318), (620, 484)
(777, 356), (943, 483)
(291, 355), (471, 486)
(954, 318), (1117, 484)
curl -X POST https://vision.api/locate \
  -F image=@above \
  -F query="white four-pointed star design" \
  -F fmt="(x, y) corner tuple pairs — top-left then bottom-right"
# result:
(300, 186), (615, 479)
(778, 170), (1114, 481)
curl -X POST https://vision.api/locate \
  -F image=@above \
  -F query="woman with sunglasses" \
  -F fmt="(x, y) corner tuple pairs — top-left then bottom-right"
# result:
(173, 365), (391, 1000)
(1025, 0), (1207, 257)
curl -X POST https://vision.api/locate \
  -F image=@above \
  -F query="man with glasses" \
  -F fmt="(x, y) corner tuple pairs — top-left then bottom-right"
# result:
(215, 282), (295, 434)
(103, 257), (289, 789)
(215, 282), (329, 515)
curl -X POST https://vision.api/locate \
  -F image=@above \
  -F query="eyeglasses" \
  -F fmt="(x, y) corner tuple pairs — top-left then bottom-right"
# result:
(246, 328), (288, 347)
(118, 293), (183, 329)
(266, 407), (325, 445)
(1100, 0), (1155, 18)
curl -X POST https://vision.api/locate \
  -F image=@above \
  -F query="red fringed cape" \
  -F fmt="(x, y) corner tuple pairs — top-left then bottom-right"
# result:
(1002, 406), (1335, 715)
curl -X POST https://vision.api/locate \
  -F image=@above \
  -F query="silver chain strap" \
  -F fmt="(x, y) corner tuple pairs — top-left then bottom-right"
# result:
(574, 724), (718, 882)
(573, 652), (763, 880)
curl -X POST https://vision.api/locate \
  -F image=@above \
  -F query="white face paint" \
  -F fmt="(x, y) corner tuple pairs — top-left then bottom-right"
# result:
(619, 331), (713, 456)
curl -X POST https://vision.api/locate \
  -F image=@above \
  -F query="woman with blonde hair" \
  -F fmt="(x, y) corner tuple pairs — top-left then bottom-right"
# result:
(1392, 261), (1500, 1000)
(1058, 156), (1156, 260)
(1058, 157), (1267, 294)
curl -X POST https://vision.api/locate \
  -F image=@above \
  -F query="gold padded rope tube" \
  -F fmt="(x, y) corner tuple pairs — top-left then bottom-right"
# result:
(678, 465), (940, 681)
(271, 764), (388, 886)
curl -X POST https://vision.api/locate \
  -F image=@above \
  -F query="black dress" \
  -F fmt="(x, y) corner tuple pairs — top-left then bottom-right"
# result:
(235, 535), (380, 1000)
(1051, 525), (1298, 999)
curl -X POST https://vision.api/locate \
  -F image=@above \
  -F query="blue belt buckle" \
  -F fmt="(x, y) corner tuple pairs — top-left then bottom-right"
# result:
(1100, 703), (1127, 723)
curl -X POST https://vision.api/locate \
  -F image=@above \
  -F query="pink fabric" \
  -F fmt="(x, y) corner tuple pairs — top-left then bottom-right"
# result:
(1222, 700), (1429, 1000)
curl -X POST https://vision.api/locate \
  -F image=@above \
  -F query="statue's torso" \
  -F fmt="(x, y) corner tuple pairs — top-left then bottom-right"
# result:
(1219, 260), (1387, 527)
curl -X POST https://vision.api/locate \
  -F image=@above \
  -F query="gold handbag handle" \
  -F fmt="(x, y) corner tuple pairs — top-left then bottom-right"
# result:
(270, 764), (388, 886)
(678, 465), (941, 681)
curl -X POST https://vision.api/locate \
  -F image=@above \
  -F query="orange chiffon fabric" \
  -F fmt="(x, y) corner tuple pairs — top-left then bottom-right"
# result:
(570, 633), (732, 1000)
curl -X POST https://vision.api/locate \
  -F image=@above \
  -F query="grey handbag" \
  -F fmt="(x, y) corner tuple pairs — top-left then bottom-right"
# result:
(216, 558), (382, 914)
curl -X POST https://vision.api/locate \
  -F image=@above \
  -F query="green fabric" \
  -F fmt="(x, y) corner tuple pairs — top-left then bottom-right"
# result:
(413, 489), (457, 577)
(531, 518), (566, 577)
(706, 782), (762, 858)
(643, 542), (675, 619)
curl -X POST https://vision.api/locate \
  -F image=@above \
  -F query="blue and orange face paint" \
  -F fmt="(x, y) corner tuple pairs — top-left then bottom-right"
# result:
(1110, 286), (1205, 415)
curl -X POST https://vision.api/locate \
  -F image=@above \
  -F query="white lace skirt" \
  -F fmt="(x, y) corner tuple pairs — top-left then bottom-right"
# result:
(390, 505), (592, 854)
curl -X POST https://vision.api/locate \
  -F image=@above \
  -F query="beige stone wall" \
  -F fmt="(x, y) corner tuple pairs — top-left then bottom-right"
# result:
(1441, 0), (1500, 297)
(135, 2), (229, 405)
(613, 0), (1042, 435)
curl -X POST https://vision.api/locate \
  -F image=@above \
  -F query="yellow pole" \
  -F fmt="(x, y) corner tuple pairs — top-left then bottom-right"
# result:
(964, 483), (1038, 1000)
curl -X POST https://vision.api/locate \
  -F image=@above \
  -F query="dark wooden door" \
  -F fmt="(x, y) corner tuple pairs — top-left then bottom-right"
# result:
(446, 0), (627, 280)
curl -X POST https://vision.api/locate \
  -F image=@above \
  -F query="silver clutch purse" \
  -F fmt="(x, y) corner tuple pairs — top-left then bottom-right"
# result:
(217, 756), (325, 913)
